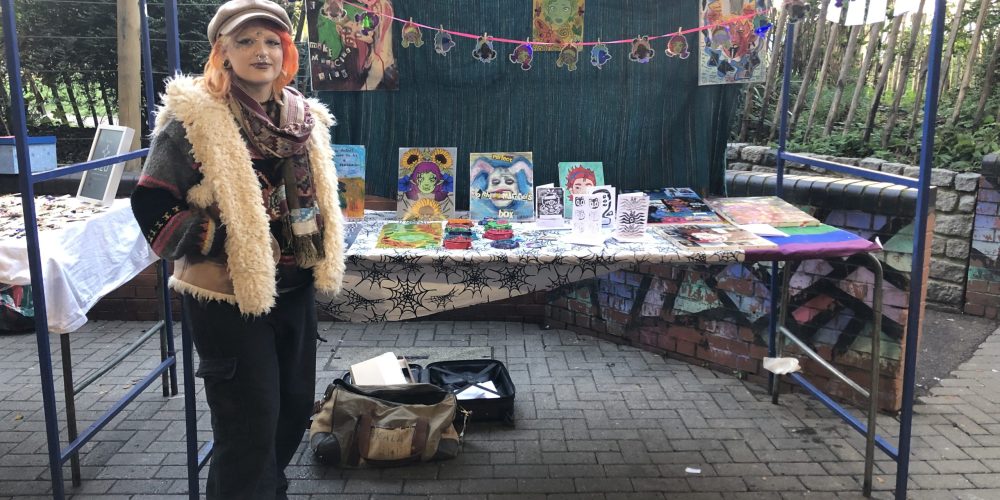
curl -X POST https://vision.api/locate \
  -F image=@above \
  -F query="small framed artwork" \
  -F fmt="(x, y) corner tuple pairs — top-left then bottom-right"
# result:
(76, 124), (135, 206)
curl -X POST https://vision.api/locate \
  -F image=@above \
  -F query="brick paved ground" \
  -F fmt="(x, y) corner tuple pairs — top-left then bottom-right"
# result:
(2, 320), (999, 499)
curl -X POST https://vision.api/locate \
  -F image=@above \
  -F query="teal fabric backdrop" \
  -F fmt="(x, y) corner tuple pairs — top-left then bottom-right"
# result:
(318, 0), (740, 207)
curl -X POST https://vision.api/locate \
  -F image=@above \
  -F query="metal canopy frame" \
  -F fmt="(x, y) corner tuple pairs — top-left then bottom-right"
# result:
(772, 2), (946, 499)
(0, 0), (184, 498)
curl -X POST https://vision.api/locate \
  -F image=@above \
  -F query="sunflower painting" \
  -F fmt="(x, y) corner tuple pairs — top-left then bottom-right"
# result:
(532, 0), (584, 52)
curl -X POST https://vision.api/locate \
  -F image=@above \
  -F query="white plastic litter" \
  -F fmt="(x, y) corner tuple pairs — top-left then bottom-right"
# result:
(762, 357), (802, 375)
(685, 467), (701, 474)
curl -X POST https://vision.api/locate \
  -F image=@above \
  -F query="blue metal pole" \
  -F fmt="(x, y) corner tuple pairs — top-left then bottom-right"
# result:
(164, 0), (181, 74)
(769, 17), (796, 397)
(1, 1), (64, 497)
(896, 1), (946, 498)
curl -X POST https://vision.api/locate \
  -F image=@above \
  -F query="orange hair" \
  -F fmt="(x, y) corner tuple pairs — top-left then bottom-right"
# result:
(203, 25), (299, 99)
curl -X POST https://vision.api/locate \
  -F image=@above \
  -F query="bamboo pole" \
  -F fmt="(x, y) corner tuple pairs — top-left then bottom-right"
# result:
(824, 24), (863, 136)
(973, 29), (1000, 127)
(948, 0), (991, 126)
(939, 0), (967, 93)
(785, 0), (832, 136)
(81, 80), (101, 127)
(43, 79), (70, 126)
(843, 22), (882, 133)
(751, 7), (787, 139)
(863, 14), (904, 145)
(882, 0), (926, 149)
(907, 39), (930, 147)
(803, 21), (842, 141)
(119, 0), (141, 169)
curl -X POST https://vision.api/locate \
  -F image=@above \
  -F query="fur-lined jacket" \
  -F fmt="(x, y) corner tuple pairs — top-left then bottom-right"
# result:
(131, 76), (345, 315)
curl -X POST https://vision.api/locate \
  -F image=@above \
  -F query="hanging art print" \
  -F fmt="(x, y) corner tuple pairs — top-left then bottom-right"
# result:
(308, 0), (399, 91)
(532, 0), (585, 52)
(397, 147), (456, 221)
(698, 0), (771, 85)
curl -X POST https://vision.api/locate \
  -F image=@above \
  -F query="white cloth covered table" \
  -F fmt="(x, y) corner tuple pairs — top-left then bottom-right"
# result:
(0, 196), (157, 333)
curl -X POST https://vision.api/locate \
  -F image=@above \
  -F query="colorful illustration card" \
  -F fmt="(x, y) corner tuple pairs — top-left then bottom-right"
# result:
(375, 222), (444, 249)
(470, 152), (535, 221)
(532, 0), (585, 52)
(333, 145), (365, 219)
(586, 185), (615, 227)
(655, 224), (777, 251)
(698, 0), (772, 85)
(535, 185), (566, 228)
(706, 196), (820, 227)
(397, 147), (456, 221)
(614, 192), (650, 241)
(308, 0), (399, 91)
(558, 162), (604, 216)
(656, 187), (720, 224)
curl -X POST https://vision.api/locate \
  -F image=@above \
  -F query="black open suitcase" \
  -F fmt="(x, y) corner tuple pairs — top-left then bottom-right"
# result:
(421, 359), (516, 425)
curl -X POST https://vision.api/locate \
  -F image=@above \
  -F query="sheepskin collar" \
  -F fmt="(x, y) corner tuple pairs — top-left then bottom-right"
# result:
(156, 76), (345, 315)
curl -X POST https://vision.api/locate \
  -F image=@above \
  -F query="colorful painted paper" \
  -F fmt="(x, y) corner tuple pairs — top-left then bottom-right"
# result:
(308, 0), (399, 91)
(652, 187), (720, 224)
(655, 224), (776, 251)
(375, 222), (444, 249)
(532, 0), (585, 52)
(397, 147), (456, 221)
(558, 162), (605, 216)
(698, 0), (772, 85)
(706, 196), (821, 227)
(333, 145), (366, 220)
(470, 152), (535, 221)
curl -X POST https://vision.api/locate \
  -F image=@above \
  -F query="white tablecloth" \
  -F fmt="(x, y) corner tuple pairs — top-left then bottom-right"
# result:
(0, 197), (157, 333)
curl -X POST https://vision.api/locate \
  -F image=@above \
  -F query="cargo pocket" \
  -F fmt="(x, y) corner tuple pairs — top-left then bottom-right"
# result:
(195, 358), (246, 439)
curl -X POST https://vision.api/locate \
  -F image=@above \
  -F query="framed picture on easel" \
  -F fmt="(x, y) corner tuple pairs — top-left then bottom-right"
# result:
(76, 124), (135, 206)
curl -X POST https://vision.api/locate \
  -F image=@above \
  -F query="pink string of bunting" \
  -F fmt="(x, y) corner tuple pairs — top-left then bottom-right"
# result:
(340, 0), (770, 47)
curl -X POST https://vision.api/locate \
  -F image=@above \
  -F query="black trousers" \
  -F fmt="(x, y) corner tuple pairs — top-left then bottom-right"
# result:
(184, 283), (317, 500)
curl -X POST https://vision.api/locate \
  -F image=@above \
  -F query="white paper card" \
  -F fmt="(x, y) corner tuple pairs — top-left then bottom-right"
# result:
(571, 194), (602, 235)
(866, 0), (888, 24)
(845, 0), (867, 25)
(893, 0), (919, 16)
(457, 380), (501, 400)
(826, 2), (842, 23)
(586, 185), (616, 228)
(350, 352), (407, 385)
(738, 224), (788, 237)
(536, 186), (566, 228)
(613, 192), (650, 241)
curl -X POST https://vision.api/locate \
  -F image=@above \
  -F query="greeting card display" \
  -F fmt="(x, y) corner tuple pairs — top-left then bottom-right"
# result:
(470, 152), (535, 221)
(585, 185), (615, 227)
(535, 185), (566, 228)
(397, 147), (456, 221)
(571, 193), (602, 235)
(706, 196), (820, 227)
(333, 145), (365, 219)
(613, 192), (650, 241)
(558, 162), (604, 216)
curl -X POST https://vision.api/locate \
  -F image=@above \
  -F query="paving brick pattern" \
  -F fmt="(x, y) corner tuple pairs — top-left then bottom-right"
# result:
(2, 320), (999, 499)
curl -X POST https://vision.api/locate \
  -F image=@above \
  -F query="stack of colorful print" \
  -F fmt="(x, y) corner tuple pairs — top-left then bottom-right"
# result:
(654, 224), (776, 251)
(558, 162), (604, 216)
(375, 222), (444, 249)
(333, 145), (365, 220)
(706, 196), (820, 227)
(625, 187), (720, 224)
(397, 148), (456, 221)
(470, 152), (535, 221)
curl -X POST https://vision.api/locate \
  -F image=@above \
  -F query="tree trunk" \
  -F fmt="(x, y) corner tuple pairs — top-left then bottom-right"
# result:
(973, 29), (1000, 127)
(907, 40), (930, 146)
(948, 0), (991, 126)
(58, 74), (86, 127)
(863, 14), (904, 145)
(0, 71), (10, 135)
(883, 2), (926, 149)
(43, 79), (69, 125)
(823, 24), (862, 136)
(784, 0), (831, 138)
(751, 7), (787, 139)
(803, 22), (842, 141)
(97, 80), (115, 126)
(939, 0), (967, 93)
(843, 22), (882, 133)
(81, 79), (101, 126)
(25, 75), (47, 118)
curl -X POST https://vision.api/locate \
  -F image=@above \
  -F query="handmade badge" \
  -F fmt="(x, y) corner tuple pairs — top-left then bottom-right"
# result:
(590, 40), (611, 69)
(401, 18), (423, 48)
(434, 26), (456, 55)
(472, 34), (497, 63)
(629, 36), (654, 63)
(509, 41), (534, 70)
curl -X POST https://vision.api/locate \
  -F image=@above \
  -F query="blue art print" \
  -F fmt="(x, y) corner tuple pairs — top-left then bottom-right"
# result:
(469, 152), (534, 221)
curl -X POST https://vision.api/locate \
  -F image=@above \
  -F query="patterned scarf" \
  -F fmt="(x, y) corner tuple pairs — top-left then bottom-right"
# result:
(228, 84), (326, 268)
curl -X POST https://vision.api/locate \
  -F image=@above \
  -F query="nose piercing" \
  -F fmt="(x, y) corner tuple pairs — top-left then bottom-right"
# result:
(257, 54), (267, 63)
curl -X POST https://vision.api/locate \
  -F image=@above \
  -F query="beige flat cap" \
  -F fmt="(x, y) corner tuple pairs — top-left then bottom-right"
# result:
(207, 0), (293, 42)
